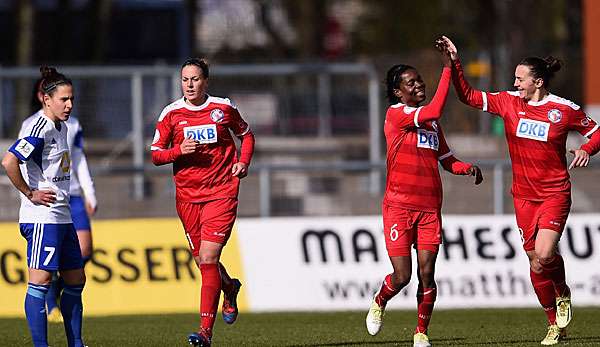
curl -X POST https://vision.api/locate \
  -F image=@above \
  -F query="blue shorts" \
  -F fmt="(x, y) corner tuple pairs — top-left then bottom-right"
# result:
(19, 223), (83, 271)
(70, 195), (91, 231)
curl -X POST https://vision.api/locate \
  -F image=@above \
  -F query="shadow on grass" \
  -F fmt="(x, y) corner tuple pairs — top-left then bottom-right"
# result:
(433, 334), (600, 345)
(287, 337), (466, 346)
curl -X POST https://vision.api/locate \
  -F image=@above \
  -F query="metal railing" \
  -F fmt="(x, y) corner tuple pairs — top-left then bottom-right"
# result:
(0, 63), (382, 199)
(90, 159), (534, 217)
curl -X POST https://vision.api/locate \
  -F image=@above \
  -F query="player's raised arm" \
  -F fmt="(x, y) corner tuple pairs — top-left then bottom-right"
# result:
(411, 40), (452, 124)
(439, 36), (488, 110)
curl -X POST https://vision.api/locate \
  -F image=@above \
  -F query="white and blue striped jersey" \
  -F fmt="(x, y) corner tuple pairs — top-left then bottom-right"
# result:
(20, 110), (97, 209)
(9, 112), (72, 223)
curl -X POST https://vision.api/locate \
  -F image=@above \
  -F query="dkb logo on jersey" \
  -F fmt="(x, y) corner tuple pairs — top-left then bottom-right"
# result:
(516, 118), (549, 142)
(417, 129), (439, 151)
(184, 124), (218, 144)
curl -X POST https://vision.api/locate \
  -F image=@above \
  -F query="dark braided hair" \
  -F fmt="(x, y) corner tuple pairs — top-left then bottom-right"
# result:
(385, 64), (416, 104)
(39, 66), (72, 96)
(518, 56), (562, 88)
(181, 58), (209, 78)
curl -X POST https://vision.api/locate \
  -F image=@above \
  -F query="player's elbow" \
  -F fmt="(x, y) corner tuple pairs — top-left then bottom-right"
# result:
(1, 152), (15, 171)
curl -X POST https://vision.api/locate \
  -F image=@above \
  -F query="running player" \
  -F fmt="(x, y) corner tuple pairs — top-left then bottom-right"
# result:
(366, 39), (483, 347)
(151, 58), (255, 347)
(439, 35), (600, 345)
(20, 79), (98, 323)
(2, 66), (86, 347)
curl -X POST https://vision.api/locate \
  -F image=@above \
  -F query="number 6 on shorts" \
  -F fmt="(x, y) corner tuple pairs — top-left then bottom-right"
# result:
(390, 223), (399, 241)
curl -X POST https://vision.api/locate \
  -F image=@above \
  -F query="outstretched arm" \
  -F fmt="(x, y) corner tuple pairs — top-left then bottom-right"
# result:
(412, 38), (457, 125)
(414, 67), (452, 125)
(439, 36), (489, 110)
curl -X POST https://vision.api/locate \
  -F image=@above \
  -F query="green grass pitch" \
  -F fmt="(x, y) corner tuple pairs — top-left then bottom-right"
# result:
(0, 308), (599, 346)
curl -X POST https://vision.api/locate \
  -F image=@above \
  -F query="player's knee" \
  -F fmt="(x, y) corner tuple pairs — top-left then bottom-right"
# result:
(529, 259), (543, 273)
(391, 271), (411, 288)
(418, 268), (435, 286)
(198, 254), (219, 264)
(535, 251), (556, 265)
(81, 247), (92, 259)
(62, 269), (86, 286)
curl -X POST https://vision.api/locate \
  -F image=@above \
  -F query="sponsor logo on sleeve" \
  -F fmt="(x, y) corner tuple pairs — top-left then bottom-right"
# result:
(581, 117), (591, 127)
(516, 118), (549, 142)
(417, 129), (439, 151)
(210, 109), (225, 123)
(184, 124), (218, 144)
(547, 109), (562, 123)
(15, 139), (35, 157)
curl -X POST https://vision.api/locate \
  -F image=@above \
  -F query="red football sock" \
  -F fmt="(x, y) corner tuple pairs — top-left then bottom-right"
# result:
(415, 286), (436, 334)
(541, 254), (568, 297)
(200, 263), (222, 336)
(530, 269), (556, 325)
(375, 274), (401, 307)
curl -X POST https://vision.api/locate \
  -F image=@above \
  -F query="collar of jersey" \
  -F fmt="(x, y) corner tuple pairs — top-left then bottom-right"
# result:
(39, 110), (58, 127)
(181, 94), (212, 111)
(527, 93), (554, 106)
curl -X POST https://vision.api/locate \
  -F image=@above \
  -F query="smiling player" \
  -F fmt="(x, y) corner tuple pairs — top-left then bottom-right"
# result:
(366, 38), (483, 347)
(440, 35), (600, 345)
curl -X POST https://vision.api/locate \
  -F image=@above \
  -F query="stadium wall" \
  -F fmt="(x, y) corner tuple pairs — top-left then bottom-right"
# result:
(0, 215), (599, 317)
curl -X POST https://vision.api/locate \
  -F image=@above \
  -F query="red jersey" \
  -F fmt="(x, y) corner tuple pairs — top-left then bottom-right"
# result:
(151, 96), (255, 202)
(383, 67), (472, 212)
(452, 60), (600, 200)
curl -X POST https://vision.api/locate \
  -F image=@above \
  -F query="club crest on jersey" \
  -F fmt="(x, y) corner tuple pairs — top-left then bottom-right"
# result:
(417, 129), (439, 151)
(210, 109), (225, 123)
(547, 109), (562, 123)
(516, 118), (549, 142)
(184, 124), (218, 144)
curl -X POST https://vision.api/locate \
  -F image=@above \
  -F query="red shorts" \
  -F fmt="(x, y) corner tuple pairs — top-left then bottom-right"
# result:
(176, 198), (238, 256)
(513, 194), (571, 252)
(382, 203), (441, 257)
